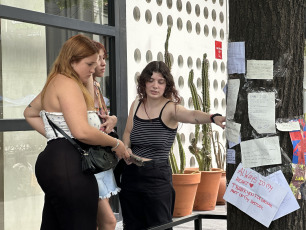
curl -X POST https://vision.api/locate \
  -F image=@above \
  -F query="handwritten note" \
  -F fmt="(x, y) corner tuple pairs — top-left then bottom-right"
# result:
(227, 149), (236, 164)
(248, 92), (276, 134)
(267, 170), (300, 220)
(246, 60), (273, 79)
(227, 42), (245, 74)
(226, 79), (240, 119)
(223, 163), (287, 227)
(240, 136), (282, 168)
(276, 121), (300, 132)
(225, 120), (241, 144)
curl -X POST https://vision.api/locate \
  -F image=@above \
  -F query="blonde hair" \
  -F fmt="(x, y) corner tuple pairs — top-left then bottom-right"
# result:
(41, 34), (98, 109)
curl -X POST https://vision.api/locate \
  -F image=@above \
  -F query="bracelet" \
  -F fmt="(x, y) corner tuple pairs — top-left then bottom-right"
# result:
(111, 139), (120, 151)
(210, 113), (222, 123)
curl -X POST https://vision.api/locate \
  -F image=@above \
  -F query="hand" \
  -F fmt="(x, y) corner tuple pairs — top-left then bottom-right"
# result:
(112, 139), (130, 160)
(214, 115), (226, 129)
(124, 148), (133, 165)
(99, 115), (117, 133)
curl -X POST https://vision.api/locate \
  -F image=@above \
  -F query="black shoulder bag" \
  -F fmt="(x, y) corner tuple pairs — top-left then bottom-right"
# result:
(46, 115), (118, 174)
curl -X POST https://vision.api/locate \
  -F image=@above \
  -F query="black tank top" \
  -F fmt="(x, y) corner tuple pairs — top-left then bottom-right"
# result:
(130, 101), (178, 160)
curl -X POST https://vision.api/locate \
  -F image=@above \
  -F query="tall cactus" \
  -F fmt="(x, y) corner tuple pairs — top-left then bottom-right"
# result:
(188, 54), (212, 171)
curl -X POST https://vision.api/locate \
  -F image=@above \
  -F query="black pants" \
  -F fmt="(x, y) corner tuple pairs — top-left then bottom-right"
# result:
(35, 139), (98, 230)
(119, 160), (175, 230)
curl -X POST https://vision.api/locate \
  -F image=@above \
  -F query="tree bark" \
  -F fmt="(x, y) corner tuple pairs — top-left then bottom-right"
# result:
(227, 1), (305, 229)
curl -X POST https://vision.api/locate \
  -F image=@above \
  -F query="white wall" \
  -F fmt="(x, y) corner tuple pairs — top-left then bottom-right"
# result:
(126, 0), (228, 168)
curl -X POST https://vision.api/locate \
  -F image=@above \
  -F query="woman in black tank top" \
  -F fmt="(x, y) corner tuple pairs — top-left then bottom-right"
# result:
(120, 61), (225, 230)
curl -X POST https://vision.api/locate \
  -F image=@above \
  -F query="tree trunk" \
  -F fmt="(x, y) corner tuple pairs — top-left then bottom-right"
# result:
(227, 1), (305, 229)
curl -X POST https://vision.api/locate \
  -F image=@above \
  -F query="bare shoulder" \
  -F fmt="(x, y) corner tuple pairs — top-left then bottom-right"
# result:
(161, 101), (182, 128)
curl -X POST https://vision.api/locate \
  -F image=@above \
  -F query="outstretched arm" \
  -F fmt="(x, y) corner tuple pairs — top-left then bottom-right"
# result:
(173, 104), (225, 129)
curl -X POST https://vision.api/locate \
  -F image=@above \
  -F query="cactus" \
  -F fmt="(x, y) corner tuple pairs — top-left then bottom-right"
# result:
(188, 54), (226, 171)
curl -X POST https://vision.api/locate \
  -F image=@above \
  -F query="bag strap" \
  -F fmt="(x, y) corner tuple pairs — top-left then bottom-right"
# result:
(45, 115), (85, 155)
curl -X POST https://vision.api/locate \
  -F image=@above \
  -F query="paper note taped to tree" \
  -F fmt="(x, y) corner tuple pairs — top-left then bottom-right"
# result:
(223, 163), (287, 227)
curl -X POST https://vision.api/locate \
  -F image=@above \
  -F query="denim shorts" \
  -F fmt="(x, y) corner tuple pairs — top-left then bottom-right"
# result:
(94, 168), (120, 199)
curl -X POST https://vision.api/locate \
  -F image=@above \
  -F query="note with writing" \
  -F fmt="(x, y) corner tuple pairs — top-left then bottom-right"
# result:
(226, 79), (240, 119)
(276, 121), (300, 132)
(240, 136), (282, 168)
(227, 149), (236, 164)
(248, 92), (276, 134)
(246, 60), (273, 79)
(227, 42), (245, 74)
(223, 163), (287, 227)
(225, 120), (241, 144)
(267, 170), (300, 220)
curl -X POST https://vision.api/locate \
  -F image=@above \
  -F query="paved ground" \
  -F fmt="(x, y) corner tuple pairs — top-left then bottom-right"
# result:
(115, 204), (227, 230)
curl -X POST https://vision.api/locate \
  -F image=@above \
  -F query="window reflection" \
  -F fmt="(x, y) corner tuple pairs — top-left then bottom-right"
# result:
(0, 0), (109, 25)
(0, 19), (110, 119)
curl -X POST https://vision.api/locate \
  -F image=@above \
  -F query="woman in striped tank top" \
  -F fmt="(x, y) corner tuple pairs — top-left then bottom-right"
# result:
(120, 61), (225, 230)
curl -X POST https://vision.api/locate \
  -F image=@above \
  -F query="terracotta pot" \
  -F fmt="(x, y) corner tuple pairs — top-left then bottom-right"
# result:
(184, 168), (222, 211)
(211, 168), (226, 205)
(172, 172), (201, 217)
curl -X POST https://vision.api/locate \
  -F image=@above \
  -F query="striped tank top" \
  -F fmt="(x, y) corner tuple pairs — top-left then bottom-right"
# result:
(130, 101), (178, 161)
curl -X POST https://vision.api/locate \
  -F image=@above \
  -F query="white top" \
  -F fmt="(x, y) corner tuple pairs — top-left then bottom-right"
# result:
(40, 110), (101, 141)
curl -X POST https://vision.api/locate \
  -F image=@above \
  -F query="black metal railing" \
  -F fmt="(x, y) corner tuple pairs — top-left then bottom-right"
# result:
(149, 214), (227, 230)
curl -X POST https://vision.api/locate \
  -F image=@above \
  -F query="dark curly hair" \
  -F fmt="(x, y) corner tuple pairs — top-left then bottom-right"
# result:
(137, 61), (181, 104)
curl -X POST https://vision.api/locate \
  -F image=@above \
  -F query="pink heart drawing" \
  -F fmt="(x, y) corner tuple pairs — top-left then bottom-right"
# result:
(249, 183), (254, 188)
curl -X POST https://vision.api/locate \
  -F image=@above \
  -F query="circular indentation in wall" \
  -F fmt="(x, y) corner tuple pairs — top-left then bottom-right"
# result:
(189, 132), (195, 144)
(177, 17), (183, 30)
(204, 7), (209, 19)
(146, 0), (151, 2)
(199, 132), (203, 144)
(213, 79), (218, 91)
(196, 22), (201, 35)
(180, 133), (185, 144)
(190, 157), (196, 167)
(212, 27), (217, 38)
(133, 7), (140, 21)
(219, 0), (224, 6)
(221, 62), (225, 73)
(213, 60), (218, 72)
(188, 97), (194, 109)
(196, 58), (201, 70)
(212, 9), (216, 21)
(134, 49), (141, 63)
(146, 50), (153, 63)
(157, 52), (163, 61)
(212, 0), (216, 3)
(167, 15), (173, 27)
(220, 29), (224, 40)
(169, 53), (174, 66)
(221, 98), (226, 109)
(134, 72), (140, 84)
(145, 10), (152, 24)
(156, 0), (162, 6)
(197, 78), (202, 90)
(176, 0), (182, 11)
(204, 25), (209, 36)
(221, 80), (226, 89)
(156, 12), (163, 26)
(180, 97), (185, 106)
(219, 12), (224, 23)
(186, 1), (192, 14)
(178, 55), (184, 67)
(186, 20), (192, 33)
(187, 57), (193, 69)
(195, 4), (200, 17)
(167, 0), (172, 8)
(178, 76), (184, 88)
(214, 98), (219, 109)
